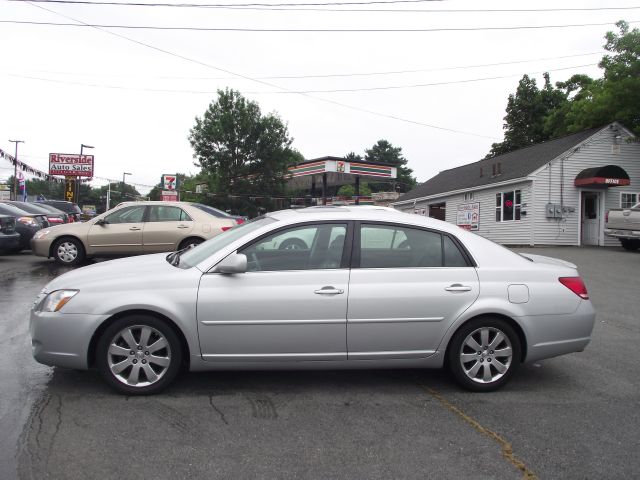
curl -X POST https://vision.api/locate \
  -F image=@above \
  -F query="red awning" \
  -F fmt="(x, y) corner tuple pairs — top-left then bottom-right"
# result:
(574, 165), (630, 187)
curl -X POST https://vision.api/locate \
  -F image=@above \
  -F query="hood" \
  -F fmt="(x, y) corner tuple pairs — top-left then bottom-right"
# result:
(43, 219), (92, 237)
(519, 253), (577, 270)
(44, 253), (181, 293)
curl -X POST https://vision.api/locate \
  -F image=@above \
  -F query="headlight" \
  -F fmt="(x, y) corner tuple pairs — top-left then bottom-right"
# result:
(38, 290), (79, 312)
(34, 229), (51, 240)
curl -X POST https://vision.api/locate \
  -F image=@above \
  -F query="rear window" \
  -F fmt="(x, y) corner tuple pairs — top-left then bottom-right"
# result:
(191, 203), (233, 218)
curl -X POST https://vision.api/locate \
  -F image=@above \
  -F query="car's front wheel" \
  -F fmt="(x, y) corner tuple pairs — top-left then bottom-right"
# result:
(447, 317), (521, 392)
(52, 237), (85, 266)
(96, 315), (183, 395)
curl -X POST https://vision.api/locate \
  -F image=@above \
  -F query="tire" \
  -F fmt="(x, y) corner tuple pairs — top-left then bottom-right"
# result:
(178, 237), (204, 251)
(278, 238), (307, 250)
(52, 237), (86, 266)
(620, 239), (640, 251)
(96, 315), (183, 395)
(447, 317), (521, 392)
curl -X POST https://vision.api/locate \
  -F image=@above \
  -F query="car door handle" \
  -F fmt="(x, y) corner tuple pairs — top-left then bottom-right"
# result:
(445, 284), (472, 292)
(129, 227), (141, 231)
(177, 225), (190, 229)
(314, 287), (344, 295)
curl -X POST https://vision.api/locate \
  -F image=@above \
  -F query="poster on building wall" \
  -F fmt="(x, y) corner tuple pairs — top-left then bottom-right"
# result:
(457, 202), (480, 230)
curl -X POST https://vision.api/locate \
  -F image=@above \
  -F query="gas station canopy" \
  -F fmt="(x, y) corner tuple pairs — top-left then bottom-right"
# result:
(287, 156), (397, 190)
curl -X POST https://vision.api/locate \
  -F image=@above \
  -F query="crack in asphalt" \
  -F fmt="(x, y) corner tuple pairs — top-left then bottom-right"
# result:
(424, 386), (537, 480)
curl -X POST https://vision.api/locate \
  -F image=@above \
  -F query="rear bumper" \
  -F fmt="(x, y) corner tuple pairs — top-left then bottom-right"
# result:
(520, 300), (596, 363)
(604, 228), (640, 239)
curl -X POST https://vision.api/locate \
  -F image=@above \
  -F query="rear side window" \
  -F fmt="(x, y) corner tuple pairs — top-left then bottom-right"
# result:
(443, 235), (468, 267)
(359, 224), (470, 268)
(148, 206), (192, 222)
(360, 224), (442, 268)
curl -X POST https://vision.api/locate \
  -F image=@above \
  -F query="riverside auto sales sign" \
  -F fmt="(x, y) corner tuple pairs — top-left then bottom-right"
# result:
(49, 153), (94, 177)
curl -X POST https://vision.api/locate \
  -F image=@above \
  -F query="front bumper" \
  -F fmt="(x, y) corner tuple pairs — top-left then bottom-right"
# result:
(30, 236), (53, 258)
(30, 309), (110, 369)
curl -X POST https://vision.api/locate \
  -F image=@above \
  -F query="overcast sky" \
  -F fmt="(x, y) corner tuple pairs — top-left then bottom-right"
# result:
(0, 0), (635, 195)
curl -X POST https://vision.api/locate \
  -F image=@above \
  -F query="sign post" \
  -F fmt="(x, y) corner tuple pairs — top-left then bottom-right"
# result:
(65, 176), (76, 203)
(161, 174), (179, 202)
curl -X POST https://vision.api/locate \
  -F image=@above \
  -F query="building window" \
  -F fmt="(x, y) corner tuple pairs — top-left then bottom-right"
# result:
(496, 189), (522, 222)
(464, 192), (474, 201)
(621, 193), (639, 209)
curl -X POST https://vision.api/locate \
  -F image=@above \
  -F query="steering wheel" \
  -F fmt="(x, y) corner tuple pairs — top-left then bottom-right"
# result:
(248, 251), (262, 271)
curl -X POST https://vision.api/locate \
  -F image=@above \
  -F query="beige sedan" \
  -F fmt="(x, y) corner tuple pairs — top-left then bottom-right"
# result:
(31, 201), (237, 265)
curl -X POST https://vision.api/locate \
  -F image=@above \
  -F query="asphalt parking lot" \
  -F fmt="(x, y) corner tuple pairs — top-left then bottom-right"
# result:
(0, 246), (638, 480)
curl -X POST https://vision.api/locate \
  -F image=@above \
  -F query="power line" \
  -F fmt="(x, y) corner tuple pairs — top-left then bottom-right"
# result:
(3, 19), (636, 31)
(2, 63), (601, 94)
(9, 0), (640, 12)
(8, 51), (603, 81)
(22, 1), (498, 140)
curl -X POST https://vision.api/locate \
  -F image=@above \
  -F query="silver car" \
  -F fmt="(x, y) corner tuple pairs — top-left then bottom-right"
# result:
(30, 206), (595, 394)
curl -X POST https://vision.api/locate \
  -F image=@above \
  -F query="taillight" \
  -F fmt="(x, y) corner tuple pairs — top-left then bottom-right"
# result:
(605, 210), (609, 223)
(48, 216), (63, 223)
(221, 226), (233, 231)
(559, 277), (589, 300)
(236, 218), (245, 225)
(17, 216), (38, 226)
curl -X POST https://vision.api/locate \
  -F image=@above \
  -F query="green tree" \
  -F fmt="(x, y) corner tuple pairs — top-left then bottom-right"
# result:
(486, 21), (640, 159)
(337, 182), (372, 197)
(485, 73), (567, 158)
(555, 21), (640, 135)
(364, 140), (416, 192)
(189, 88), (298, 202)
(344, 151), (363, 162)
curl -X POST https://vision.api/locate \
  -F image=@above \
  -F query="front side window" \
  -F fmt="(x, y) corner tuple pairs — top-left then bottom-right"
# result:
(104, 205), (146, 224)
(240, 223), (347, 272)
(148, 206), (192, 222)
(496, 190), (522, 222)
(621, 193), (639, 209)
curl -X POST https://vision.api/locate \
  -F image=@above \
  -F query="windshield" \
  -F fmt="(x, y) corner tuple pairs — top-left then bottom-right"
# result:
(176, 216), (276, 269)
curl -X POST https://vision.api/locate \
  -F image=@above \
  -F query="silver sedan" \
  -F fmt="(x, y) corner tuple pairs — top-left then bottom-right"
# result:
(30, 207), (595, 394)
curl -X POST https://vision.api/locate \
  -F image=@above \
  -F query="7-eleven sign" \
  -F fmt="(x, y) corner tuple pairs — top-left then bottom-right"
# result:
(162, 174), (177, 190)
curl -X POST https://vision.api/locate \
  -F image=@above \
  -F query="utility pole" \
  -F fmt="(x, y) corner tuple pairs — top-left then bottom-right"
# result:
(8, 140), (24, 201)
(122, 172), (131, 202)
(78, 144), (94, 204)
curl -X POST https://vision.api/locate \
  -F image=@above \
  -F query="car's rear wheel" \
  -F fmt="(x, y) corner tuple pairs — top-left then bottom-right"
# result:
(620, 239), (640, 251)
(178, 237), (204, 251)
(52, 237), (85, 266)
(447, 317), (521, 392)
(96, 315), (182, 395)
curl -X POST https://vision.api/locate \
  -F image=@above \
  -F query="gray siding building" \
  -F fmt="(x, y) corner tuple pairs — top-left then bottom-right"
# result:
(394, 123), (640, 247)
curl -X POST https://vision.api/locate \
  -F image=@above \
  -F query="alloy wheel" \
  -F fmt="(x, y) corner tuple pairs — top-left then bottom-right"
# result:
(107, 325), (172, 387)
(459, 326), (513, 384)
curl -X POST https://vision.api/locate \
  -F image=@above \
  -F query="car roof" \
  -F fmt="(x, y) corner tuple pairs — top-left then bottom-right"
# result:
(268, 206), (460, 233)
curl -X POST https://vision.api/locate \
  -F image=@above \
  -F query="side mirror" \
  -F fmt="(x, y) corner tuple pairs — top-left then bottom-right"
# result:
(95, 218), (108, 226)
(214, 253), (247, 274)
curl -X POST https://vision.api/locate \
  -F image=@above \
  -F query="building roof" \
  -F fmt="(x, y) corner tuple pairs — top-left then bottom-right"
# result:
(396, 127), (603, 203)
